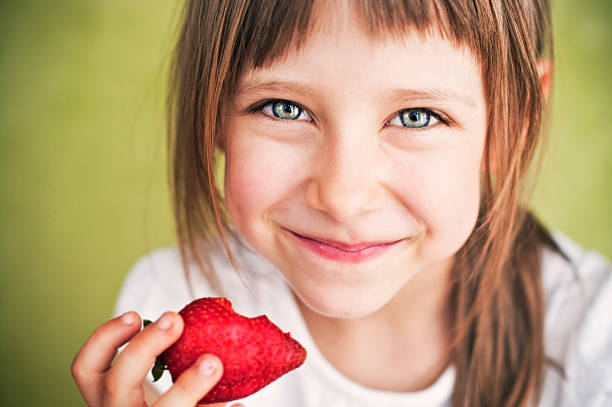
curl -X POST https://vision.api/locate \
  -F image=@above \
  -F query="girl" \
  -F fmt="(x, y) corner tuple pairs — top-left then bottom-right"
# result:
(71, 0), (612, 406)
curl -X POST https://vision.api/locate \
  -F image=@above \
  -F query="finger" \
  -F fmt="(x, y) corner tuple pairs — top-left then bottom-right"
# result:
(155, 354), (223, 407)
(71, 311), (142, 407)
(103, 311), (184, 406)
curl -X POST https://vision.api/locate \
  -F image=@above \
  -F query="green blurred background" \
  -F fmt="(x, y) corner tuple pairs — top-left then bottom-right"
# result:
(0, 0), (610, 405)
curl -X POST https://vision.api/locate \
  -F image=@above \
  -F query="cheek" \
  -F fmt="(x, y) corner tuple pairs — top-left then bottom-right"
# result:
(394, 147), (482, 257)
(224, 133), (304, 231)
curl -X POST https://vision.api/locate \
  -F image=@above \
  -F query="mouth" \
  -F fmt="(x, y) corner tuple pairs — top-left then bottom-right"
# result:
(285, 229), (405, 264)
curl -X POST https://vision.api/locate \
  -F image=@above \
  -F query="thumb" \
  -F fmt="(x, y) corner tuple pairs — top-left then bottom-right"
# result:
(154, 354), (223, 407)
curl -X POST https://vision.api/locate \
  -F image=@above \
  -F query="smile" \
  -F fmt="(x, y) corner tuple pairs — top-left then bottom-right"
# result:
(286, 230), (405, 264)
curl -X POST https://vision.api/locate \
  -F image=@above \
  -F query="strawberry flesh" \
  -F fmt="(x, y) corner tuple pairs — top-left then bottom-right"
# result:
(161, 297), (307, 403)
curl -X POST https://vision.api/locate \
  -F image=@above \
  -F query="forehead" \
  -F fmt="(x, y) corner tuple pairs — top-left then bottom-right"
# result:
(237, 3), (484, 110)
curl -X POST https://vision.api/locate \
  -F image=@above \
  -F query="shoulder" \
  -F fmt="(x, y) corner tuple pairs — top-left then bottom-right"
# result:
(112, 247), (195, 320)
(112, 236), (288, 320)
(539, 231), (612, 405)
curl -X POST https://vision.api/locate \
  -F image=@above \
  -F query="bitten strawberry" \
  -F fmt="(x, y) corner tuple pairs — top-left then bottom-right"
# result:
(146, 297), (307, 403)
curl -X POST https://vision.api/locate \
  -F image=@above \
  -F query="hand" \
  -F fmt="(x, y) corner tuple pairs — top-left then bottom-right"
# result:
(71, 311), (244, 407)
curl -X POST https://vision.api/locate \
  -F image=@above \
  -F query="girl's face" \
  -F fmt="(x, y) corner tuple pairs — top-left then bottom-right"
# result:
(223, 7), (487, 318)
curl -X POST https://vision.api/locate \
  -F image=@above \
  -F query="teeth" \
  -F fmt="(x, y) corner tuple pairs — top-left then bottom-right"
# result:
(305, 235), (378, 252)
(290, 230), (399, 252)
(323, 242), (373, 252)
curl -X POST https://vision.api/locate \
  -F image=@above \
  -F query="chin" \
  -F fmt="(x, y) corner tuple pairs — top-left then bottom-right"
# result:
(294, 283), (391, 320)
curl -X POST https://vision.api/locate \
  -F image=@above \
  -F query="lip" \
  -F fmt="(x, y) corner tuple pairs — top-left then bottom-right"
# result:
(286, 230), (404, 263)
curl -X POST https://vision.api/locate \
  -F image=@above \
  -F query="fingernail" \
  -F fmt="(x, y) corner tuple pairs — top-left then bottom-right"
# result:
(120, 311), (136, 325)
(156, 313), (173, 330)
(199, 356), (217, 376)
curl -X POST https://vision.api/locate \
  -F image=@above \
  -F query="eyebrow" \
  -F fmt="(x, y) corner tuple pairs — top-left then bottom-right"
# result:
(236, 79), (318, 99)
(384, 88), (477, 108)
(236, 78), (477, 108)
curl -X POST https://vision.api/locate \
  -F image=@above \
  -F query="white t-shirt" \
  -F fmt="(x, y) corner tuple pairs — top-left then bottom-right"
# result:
(113, 231), (612, 406)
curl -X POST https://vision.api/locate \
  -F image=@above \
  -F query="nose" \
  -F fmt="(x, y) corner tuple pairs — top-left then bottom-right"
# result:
(305, 129), (387, 222)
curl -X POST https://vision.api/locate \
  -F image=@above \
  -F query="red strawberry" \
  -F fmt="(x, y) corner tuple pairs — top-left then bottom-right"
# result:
(147, 297), (307, 403)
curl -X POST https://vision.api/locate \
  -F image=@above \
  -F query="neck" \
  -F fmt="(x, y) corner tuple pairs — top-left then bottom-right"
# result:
(296, 259), (453, 392)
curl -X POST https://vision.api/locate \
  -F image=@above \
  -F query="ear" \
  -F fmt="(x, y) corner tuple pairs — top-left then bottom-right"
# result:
(215, 135), (226, 152)
(481, 60), (554, 175)
(536, 59), (553, 102)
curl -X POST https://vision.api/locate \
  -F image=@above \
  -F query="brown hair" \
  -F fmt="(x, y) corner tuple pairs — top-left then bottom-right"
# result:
(167, 0), (562, 405)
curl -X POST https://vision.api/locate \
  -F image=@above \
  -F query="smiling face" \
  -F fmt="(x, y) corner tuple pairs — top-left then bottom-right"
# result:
(222, 6), (488, 319)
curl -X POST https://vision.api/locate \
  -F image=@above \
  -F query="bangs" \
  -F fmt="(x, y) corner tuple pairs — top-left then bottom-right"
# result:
(224, 0), (497, 94)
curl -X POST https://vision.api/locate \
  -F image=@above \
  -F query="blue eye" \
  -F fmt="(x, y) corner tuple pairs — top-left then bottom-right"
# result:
(272, 102), (301, 119)
(259, 100), (313, 121)
(388, 108), (440, 129)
